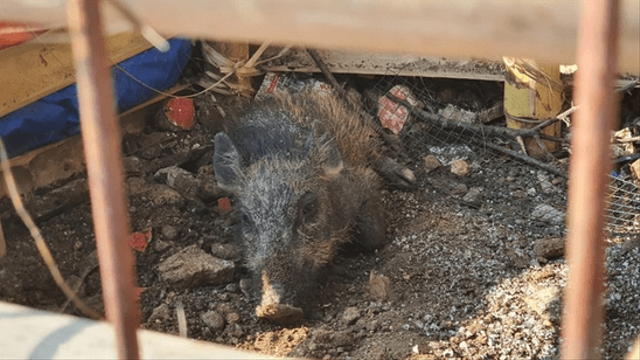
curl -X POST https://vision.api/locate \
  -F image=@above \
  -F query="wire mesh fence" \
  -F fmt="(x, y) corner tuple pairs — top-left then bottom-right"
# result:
(359, 72), (639, 241)
(607, 172), (640, 237)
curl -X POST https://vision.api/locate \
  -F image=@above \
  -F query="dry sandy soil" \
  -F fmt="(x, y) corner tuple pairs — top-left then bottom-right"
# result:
(0, 75), (638, 360)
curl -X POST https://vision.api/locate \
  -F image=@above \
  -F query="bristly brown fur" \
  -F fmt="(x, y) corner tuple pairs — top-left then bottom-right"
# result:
(277, 91), (382, 168)
(225, 90), (383, 169)
(215, 89), (386, 318)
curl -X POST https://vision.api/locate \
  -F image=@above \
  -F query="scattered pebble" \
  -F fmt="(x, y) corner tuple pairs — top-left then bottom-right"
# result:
(139, 145), (162, 160)
(225, 283), (238, 293)
(521, 285), (561, 321)
(126, 177), (148, 196)
(148, 184), (185, 207)
(225, 312), (241, 325)
(147, 303), (171, 325)
(462, 187), (482, 203)
(369, 271), (391, 302)
(210, 243), (240, 260)
(161, 225), (179, 241)
(201, 310), (226, 331)
(152, 239), (172, 252)
(25, 179), (88, 220)
(540, 180), (556, 194)
(342, 306), (360, 325)
(423, 155), (442, 173)
(331, 331), (354, 347)
(450, 159), (469, 176)
(448, 182), (468, 195)
(123, 156), (149, 175)
(531, 204), (565, 224)
(507, 248), (530, 269)
(196, 174), (226, 202)
(534, 237), (565, 259)
(154, 166), (197, 195)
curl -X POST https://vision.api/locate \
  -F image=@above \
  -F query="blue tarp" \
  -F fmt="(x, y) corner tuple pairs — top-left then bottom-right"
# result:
(0, 38), (193, 157)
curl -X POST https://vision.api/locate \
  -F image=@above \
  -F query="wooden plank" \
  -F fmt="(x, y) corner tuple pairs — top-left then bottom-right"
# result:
(0, 301), (297, 359)
(0, 30), (153, 118)
(262, 48), (640, 88)
(503, 60), (563, 157)
(261, 48), (505, 81)
(2, 1), (638, 72)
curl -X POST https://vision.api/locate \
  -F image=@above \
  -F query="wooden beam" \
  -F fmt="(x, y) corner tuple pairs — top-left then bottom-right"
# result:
(1, 1), (639, 72)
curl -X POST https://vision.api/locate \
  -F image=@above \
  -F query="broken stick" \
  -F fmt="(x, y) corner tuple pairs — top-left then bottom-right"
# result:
(0, 136), (102, 319)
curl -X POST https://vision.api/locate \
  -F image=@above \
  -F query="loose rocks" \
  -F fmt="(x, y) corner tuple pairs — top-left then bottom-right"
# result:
(448, 183), (468, 195)
(462, 187), (482, 203)
(148, 184), (185, 207)
(210, 243), (240, 261)
(158, 245), (235, 288)
(147, 303), (172, 326)
(196, 174), (226, 202)
(126, 177), (149, 196)
(423, 155), (442, 173)
(369, 272), (391, 302)
(531, 204), (565, 225)
(534, 237), (565, 259)
(154, 166), (197, 196)
(201, 310), (226, 331)
(342, 306), (361, 325)
(450, 159), (470, 176)
(161, 225), (179, 241)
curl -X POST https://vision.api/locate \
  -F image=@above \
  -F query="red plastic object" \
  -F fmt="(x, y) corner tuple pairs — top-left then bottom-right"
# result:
(218, 197), (231, 212)
(128, 228), (152, 252)
(164, 97), (195, 130)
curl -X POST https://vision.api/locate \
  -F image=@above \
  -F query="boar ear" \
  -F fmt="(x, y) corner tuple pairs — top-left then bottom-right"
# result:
(311, 121), (343, 176)
(213, 132), (241, 190)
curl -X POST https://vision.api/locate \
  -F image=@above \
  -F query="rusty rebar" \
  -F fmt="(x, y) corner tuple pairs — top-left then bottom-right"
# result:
(561, 0), (620, 359)
(307, 48), (346, 98)
(66, 0), (140, 359)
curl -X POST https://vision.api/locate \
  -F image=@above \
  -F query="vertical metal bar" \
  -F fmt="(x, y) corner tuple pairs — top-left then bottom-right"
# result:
(66, 0), (140, 359)
(561, 0), (620, 359)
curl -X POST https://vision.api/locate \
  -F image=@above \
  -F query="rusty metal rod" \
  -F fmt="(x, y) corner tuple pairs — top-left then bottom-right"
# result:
(66, 0), (140, 359)
(307, 48), (346, 98)
(561, 0), (620, 359)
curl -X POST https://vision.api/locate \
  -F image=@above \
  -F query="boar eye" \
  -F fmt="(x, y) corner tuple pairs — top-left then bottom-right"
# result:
(299, 192), (318, 223)
(240, 212), (252, 227)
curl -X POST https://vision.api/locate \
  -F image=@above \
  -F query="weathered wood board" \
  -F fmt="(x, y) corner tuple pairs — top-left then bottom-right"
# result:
(0, 30), (153, 118)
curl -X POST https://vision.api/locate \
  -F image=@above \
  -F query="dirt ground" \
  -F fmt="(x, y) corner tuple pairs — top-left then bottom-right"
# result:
(0, 74), (639, 360)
